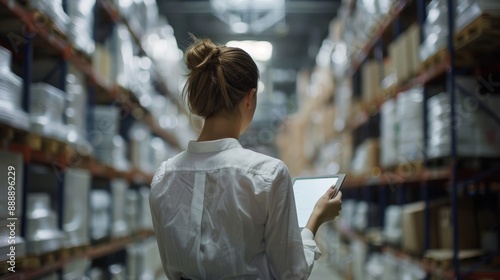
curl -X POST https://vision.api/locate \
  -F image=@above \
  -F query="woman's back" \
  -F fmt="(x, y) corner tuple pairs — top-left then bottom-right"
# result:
(149, 138), (309, 279)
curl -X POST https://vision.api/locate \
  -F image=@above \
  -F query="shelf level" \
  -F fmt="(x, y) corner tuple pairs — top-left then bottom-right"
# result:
(0, 124), (154, 184)
(349, 0), (415, 75)
(0, 0), (181, 150)
(0, 232), (154, 280)
(97, 0), (187, 115)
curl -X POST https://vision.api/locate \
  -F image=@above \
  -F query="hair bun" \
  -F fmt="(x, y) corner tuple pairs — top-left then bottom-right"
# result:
(185, 37), (221, 71)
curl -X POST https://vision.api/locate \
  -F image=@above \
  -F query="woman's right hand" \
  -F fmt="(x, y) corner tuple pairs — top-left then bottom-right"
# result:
(305, 187), (342, 235)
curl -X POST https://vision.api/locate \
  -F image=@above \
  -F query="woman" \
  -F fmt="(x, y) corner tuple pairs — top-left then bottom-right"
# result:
(149, 36), (342, 280)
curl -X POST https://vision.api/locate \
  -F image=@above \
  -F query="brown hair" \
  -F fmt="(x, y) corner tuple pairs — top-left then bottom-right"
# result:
(183, 36), (259, 118)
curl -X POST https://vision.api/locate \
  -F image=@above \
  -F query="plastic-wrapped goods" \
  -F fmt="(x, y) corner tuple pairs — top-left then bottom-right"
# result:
(27, 0), (69, 34)
(126, 244), (139, 280)
(420, 0), (455, 62)
(108, 264), (125, 280)
(29, 83), (68, 141)
(90, 190), (111, 240)
(378, 0), (397, 14)
(151, 137), (168, 171)
(338, 200), (357, 231)
(87, 267), (104, 280)
(111, 24), (135, 89)
(351, 239), (368, 280)
(111, 179), (129, 237)
(427, 77), (500, 158)
(129, 122), (154, 173)
(63, 168), (90, 247)
(143, 18), (183, 95)
(366, 253), (384, 280)
(380, 252), (400, 280)
(114, 0), (134, 19)
(334, 81), (353, 132)
(397, 87), (424, 163)
(136, 237), (164, 279)
(0, 47), (30, 130)
(137, 187), (153, 230)
(111, 135), (130, 172)
(125, 189), (138, 233)
(398, 259), (427, 280)
(66, 0), (96, 55)
(65, 69), (93, 155)
(383, 205), (402, 245)
(380, 99), (398, 167)
(128, 0), (159, 37)
(63, 258), (90, 280)
(352, 201), (370, 231)
(456, 0), (500, 31)
(25, 193), (66, 254)
(350, 138), (379, 176)
(92, 105), (120, 165)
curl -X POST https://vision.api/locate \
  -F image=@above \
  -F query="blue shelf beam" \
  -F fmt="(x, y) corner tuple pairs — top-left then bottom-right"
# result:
(446, 0), (460, 278)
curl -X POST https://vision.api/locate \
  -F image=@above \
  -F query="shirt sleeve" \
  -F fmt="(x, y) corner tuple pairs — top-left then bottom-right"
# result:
(264, 161), (321, 279)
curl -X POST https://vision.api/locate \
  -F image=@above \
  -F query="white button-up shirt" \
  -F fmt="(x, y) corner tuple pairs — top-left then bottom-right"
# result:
(149, 138), (321, 280)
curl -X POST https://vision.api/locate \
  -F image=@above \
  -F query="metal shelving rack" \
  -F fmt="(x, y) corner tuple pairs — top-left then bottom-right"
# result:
(0, 0), (177, 278)
(340, 0), (500, 279)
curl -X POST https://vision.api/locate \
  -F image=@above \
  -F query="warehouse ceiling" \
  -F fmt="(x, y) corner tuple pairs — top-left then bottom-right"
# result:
(156, 0), (340, 72)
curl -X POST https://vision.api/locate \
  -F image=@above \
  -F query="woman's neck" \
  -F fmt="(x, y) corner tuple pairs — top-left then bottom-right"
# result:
(197, 114), (241, 142)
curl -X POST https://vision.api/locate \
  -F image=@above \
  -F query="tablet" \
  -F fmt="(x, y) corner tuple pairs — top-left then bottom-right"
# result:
(292, 174), (346, 228)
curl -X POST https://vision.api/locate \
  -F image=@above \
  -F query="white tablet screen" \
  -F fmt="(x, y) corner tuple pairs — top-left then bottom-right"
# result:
(293, 177), (339, 228)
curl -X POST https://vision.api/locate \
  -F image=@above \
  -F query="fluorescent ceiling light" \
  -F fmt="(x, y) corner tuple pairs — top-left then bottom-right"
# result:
(231, 22), (249, 33)
(226, 40), (273, 61)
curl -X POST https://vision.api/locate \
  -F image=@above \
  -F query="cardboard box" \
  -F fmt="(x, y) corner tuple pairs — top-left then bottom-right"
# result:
(93, 44), (112, 87)
(389, 35), (411, 84)
(439, 197), (479, 250)
(407, 24), (421, 76)
(362, 60), (382, 104)
(402, 199), (446, 254)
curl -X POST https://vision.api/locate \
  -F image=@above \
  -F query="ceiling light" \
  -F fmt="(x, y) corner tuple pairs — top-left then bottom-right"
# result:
(231, 22), (249, 33)
(210, 0), (285, 34)
(226, 40), (273, 62)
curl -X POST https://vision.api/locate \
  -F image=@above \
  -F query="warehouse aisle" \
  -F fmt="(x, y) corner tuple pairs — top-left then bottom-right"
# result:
(309, 259), (343, 280)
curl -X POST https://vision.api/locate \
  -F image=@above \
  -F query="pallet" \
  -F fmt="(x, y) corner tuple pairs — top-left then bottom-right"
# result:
(22, 248), (67, 270)
(0, 124), (30, 144)
(426, 156), (500, 170)
(455, 14), (500, 52)
(29, 134), (68, 155)
(385, 161), (424, 176)
(64, 245), (89, 258)
(0, 256), (28, 275)
(421, 49), (473, 72)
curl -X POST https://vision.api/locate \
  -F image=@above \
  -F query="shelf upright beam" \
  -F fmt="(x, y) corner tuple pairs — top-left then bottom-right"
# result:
(417, 0), (431, 255)
(378, 185), (387, 228)
(446, 0), (460, 277)
(20, 34), (33, 238)
(58, 0), (68, 230)
(57, 59), (67, 230)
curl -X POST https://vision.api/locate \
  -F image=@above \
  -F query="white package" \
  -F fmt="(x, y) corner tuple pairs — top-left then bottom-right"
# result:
(63, 168), (91, 247)
(111, 179), (129, 237)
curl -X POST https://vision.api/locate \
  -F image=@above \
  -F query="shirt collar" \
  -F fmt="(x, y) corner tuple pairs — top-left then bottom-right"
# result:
(187, 138), (242, 153)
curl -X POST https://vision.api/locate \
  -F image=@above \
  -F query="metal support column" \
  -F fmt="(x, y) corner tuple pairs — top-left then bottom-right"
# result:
(57, 58), (67, 231)
(446, 0), (460, 277)
(20, 35), (33, 238)
(417, 0), (431, 255)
